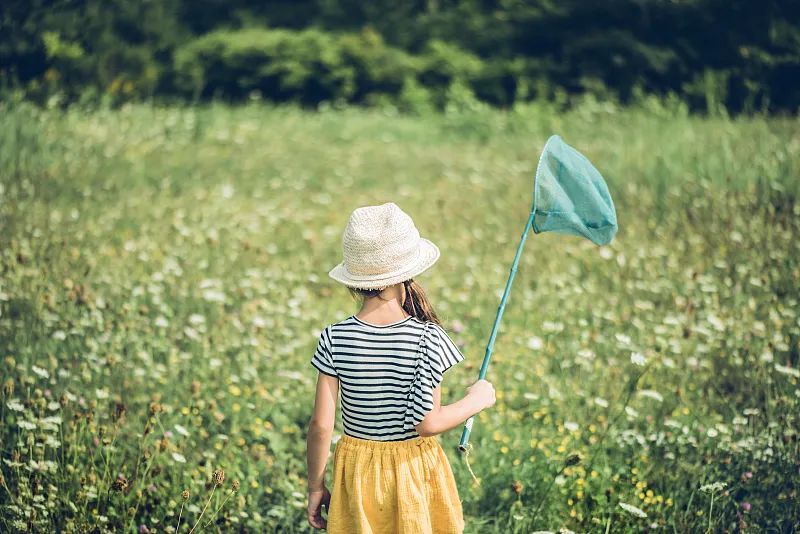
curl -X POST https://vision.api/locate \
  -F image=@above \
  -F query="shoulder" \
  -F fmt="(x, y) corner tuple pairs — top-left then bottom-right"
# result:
(329, 315), (359, 330)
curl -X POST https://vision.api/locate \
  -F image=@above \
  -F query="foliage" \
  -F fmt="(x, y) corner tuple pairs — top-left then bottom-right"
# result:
(1, 0), (799, 112)
(0, 101), (798, 532)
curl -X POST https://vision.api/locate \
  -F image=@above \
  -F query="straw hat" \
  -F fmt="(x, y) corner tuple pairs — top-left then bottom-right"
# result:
(328, 202), (440, 290)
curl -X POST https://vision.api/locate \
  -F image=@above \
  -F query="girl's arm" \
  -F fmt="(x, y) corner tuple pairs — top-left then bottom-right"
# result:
(306, 372), (338, 529)
(415, 379), (495, 437)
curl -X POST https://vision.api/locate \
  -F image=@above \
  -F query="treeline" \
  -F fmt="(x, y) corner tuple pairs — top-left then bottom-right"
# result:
(1, 0), (799, 113)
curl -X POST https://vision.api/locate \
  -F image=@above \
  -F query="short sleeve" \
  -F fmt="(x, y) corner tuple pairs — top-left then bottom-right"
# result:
(429, 324), (466, 373)
(402, 323), (465, 431)
(310, 326), (337, 378)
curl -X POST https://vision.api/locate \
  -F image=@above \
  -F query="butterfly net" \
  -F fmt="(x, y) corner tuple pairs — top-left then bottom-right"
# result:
(532, 135), (618, 246)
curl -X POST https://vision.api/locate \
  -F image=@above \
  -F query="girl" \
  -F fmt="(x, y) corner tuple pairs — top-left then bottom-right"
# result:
(305, 202), (496, 533)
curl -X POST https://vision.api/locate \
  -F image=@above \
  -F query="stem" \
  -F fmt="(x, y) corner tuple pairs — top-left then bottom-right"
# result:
(707, 492), (714, 534)
(175, 501), (185, 534)
(530, 462), (568, 524)
(203, 490), (235, 528)
(188, 484), (217, 534)
(585, 366), (650, 475)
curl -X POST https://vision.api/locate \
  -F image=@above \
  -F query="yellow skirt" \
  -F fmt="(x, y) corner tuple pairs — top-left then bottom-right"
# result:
(326, 434), (465, 534)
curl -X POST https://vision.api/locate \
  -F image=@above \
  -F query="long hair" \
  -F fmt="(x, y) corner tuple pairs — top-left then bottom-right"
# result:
(348, 279), (442, 326)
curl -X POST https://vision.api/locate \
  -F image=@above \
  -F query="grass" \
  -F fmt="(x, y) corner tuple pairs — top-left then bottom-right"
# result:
(0, 97), (798, 533)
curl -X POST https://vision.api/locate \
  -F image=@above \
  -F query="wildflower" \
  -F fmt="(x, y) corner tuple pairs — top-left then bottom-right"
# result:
(232, 480), (240, 492)
(3, 378), (14, 396)
(774, 364), (800, 378)
(741, 501), (751, 512)
(615, 333), (631, 345)
(630, 352), (647, 366)
(213, 470), (225, 485)
(32, 365), (50, 379)
(511, 480), (523, 494)
(182, 490), (190, 501)
(113, 402), (126, 421)
(637, 389), (663, 402)
(699, 481), (727, 493)
(191, 380), (201, 395)
(172, 452), (186, 463)
(149, 402), (162, 416)
(564, 421), (579, 432)
(112, 475), (129, 492)
(6, 399), (24, 412)
(619, 501), (647, 518)
(527, 336), (543, 350)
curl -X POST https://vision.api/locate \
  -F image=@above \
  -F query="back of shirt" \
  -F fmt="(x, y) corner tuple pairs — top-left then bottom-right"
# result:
(310, 315), (464, 441)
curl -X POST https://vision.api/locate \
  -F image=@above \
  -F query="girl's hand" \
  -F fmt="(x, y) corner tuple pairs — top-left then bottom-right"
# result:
(307, 486), (331, 530)
(467, 379), (496, 411)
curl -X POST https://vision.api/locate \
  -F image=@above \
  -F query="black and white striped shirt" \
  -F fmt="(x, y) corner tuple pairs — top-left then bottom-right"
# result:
(310, 314), (465, 441)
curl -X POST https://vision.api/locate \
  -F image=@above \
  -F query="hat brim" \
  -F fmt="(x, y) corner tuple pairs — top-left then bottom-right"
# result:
(328, 238), (440, 290)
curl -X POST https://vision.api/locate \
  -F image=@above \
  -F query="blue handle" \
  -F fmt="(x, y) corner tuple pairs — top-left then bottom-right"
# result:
(459, 210), (535, 452)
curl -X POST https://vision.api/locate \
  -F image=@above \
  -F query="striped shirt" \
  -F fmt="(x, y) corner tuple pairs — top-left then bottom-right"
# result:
(310, 314), (465, 441)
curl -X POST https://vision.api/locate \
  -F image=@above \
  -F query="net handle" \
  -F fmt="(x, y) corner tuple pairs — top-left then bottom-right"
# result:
(458, 209), (536, 452)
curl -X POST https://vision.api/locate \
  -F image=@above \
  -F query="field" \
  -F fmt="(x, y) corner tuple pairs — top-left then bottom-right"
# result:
(1, 98), (798, 533)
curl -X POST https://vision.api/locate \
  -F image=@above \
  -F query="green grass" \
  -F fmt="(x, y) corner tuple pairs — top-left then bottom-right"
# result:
(1, 98), (798, 533)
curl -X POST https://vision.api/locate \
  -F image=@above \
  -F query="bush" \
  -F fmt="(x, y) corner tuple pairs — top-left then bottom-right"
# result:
(174, 28), (357, 105)
(174, 27), (425, 106)
(338, 28), (418, 102)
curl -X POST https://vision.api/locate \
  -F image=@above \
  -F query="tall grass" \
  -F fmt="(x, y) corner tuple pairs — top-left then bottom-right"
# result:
(0, 99), (798, 532)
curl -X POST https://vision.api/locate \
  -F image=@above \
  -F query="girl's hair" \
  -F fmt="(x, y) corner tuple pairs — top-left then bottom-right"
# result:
(348, 279), (442, 326)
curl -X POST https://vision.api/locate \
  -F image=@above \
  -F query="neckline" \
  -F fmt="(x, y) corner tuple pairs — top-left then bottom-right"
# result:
(351, 315), (414, 328)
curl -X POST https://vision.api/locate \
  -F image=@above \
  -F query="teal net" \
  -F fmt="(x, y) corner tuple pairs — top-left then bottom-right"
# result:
(533, 135), (618, 245)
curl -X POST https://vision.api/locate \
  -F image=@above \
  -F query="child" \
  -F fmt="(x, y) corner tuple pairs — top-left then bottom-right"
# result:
(306, 202), (496, 533)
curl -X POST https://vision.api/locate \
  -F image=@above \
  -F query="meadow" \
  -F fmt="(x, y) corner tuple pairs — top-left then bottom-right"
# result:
(0, 96), (798, 533)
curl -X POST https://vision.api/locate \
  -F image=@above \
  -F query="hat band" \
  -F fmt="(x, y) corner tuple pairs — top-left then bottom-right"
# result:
(342, 243), (424, 281)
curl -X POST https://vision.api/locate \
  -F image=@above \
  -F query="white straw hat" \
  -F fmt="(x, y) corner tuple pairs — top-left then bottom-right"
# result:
(328, 202), (440, 290)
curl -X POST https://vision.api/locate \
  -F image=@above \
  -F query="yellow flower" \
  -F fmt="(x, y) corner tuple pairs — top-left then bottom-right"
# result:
(591, 470), (599, 478)
(181, 407), (190, 416)
(229, 385), (242, 397)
